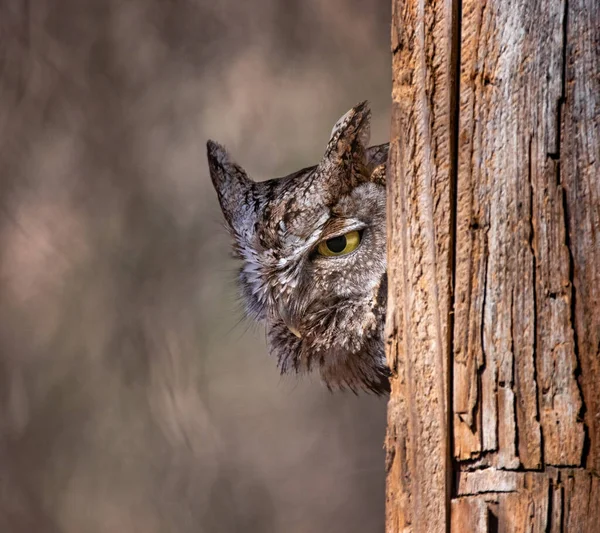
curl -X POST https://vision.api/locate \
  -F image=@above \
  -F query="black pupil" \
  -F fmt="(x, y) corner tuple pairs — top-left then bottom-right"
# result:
(326, 235), (347, 253)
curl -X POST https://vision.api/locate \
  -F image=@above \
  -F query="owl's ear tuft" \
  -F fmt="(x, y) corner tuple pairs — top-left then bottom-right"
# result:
(324, 101), (371, 166)
(206, 140), (256, 232)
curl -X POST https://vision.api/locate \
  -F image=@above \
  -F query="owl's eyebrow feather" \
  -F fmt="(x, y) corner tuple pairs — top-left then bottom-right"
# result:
(317, 218), (365, 242)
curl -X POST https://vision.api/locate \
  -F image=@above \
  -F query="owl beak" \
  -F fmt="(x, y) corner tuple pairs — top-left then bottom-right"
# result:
(277, 301), (303, 338)
(287, 325), (302, 339)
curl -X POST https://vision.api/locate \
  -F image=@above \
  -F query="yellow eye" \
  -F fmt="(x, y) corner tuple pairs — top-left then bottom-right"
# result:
(317, 230), (362, 257)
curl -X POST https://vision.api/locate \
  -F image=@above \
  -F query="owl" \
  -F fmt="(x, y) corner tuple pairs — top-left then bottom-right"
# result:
(206, 102), (390, 394)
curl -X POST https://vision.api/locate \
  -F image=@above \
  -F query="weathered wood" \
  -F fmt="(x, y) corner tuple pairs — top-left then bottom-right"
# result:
(452, 470), (600, 532)
(385, 0), (456, 531)
(562, 0), (600, 474)
(452, 0), (597, 471)
(451, 497), (489, 532)
(453, 0), (585, 469)
(387, 0), (599, 530)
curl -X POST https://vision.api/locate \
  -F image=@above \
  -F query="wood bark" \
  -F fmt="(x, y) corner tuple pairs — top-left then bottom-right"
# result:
(385, 0), (599, 531)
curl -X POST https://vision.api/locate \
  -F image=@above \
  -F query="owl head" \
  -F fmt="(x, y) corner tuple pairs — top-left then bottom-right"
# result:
(206, 102), (389, 393)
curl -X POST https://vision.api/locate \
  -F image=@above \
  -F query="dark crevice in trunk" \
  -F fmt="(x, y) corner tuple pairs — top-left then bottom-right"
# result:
(447, 0), (463, 516)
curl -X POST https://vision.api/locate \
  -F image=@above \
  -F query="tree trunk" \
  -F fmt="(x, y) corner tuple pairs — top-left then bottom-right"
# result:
(385, 0), (599, 531)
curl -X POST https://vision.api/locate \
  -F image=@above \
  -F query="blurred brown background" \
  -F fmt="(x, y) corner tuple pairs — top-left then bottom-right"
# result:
(0, 1), (391, 531)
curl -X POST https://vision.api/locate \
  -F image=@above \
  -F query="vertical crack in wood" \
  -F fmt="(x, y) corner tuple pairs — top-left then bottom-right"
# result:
(508, 291), (520, 468)
(527, 134), (544, 468)
(448, 0), (462, 504)
(487, 508), (499, 533)
(545, 477), (554, 533)
(548, 0), (569, 163)
(559, 478), (565, 532)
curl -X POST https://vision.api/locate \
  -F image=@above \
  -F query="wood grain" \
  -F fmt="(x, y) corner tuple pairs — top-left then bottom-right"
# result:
(451, 470), (600, 532)
(387, 0), (599, 530)
(453, 0), (585, 469)
(385, 0), (456, 530)
(561, 0), (600, 474)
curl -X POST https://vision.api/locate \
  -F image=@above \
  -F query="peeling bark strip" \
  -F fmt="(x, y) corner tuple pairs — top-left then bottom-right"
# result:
(387, 0), (599, 531)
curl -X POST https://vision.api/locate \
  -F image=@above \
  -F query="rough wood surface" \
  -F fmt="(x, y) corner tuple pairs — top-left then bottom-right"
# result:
(453, 0), (588, 472)
(562, 0), (600, 474)
(452, 470), (600, 532)
(385, 0), (456, 531)
(387, 0), (599, 530)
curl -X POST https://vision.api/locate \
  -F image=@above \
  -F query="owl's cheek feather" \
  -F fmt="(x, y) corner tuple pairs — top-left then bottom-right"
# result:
(264, 292), (389, 394)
